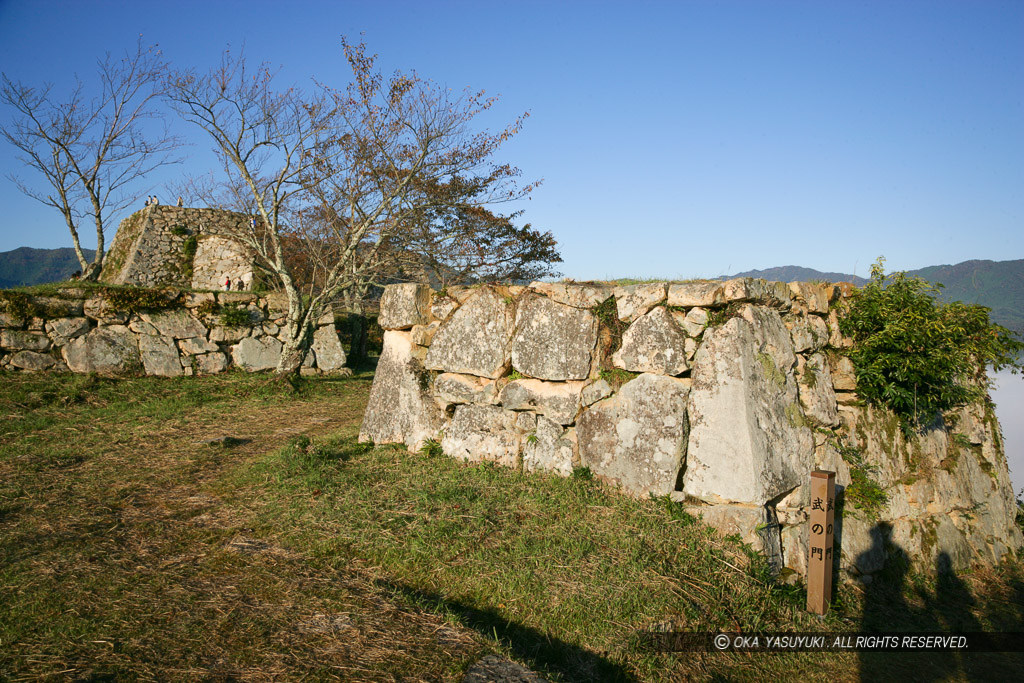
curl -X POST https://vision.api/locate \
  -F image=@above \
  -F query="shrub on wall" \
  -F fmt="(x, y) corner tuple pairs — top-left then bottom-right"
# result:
(839, 257), (1023, 429)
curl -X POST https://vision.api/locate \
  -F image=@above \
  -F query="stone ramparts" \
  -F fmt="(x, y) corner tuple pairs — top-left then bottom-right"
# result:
(0, 288), (347, 377)
(360, 278), (1023, 580)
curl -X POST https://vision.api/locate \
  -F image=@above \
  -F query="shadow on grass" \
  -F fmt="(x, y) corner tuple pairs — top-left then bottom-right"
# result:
(375, 579), (638, 682)
(855, 522), (1024, 682)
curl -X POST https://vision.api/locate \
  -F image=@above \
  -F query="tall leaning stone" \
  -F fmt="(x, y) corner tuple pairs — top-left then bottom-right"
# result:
(683, 306), (814, 505)
(425, 288), (515, 379)
(510, 295), (597, 380)
(378, 283), (432, 330)
(360, 330), (445, 452)
(577, 373), (690, 496)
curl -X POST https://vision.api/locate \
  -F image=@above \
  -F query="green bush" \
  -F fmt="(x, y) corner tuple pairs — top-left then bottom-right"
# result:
(219, 303), (251, 327)
(839, 257), (1023, 429)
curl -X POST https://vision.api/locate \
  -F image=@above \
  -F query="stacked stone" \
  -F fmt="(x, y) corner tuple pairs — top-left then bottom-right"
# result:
(0, 289), (347, 377)
(359, 278), (1023, 580)
(102, 205), (254, 290)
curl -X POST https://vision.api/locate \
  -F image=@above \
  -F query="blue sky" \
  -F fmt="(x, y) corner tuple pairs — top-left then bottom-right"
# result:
(0, 0), (1021, 280)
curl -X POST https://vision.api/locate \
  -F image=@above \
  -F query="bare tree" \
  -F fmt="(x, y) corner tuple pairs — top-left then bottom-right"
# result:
(166, 39), (540, 376)
(0, 39), (182, 280)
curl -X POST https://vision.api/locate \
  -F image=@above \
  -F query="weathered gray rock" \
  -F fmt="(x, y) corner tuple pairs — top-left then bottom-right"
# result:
(0, 312), (24, 328)
(9, 350), (56, 371)
(138, 309), (207, 339)
(425, 288), (515, 379)
(430, 294), (459, 321)
(434, 372), (502, 407)
(311, 325), (347, 372)
(680, 307), (708, 336)
(410, 321), (440, 347)
(83, 297), (129, 325)
(139, 334), (184, 377)
(1, 329), (51, 351)
(613, 283), (666, 322)
(577, 373), (690, 496)
(546, 282), (612, 308)
(796, 353), (840, 427)
(378, 283), (432, 330)
(510, 295), (597, 381)
(612, 306), (688, 376)
(360, 330), (445, 452)
(830, 354), (857, 391)
(523, 419), (577, 476)
(231, 336), (283, 371)
(62, 326), (141, 374)
(179, 336), (219, 355)
(581, 379), (613, 406)
(499, 379), (585, 425)
(209, 325), (249, 343)
(786, 315), (829, 353)
(683, 306), (814, 505)
(667, 282), (725, 308)
(723, 278), (791, 308)
(788, 282), (831, 314)
(196, 351), (229, 375)
(441, 404), (523, 466)
(45, 317), (91, 346)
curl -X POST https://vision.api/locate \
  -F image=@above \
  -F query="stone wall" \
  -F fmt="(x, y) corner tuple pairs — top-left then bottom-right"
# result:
(0, 288), (347, 376)
(101, 205), (254, 290)
(360, 279), (1023, 580)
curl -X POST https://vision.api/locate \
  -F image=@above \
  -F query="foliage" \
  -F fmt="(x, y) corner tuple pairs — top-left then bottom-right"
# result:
(0, 40), (182, 280)
(219, 303), (251, 327)
(835, 439), (888, 520)
(418, 438), (444, 458)
(598, 367), (638, 389)
(102, 286), (180, 314)
(0, 290), (40, 319)
(166, 37), (537, 375)
(839, 257), (1024, 429)
(705, 302), (743, 329)
(195, 299), (218, 318)
(180, 235), (198, 281)
(508, 369), (524, 381)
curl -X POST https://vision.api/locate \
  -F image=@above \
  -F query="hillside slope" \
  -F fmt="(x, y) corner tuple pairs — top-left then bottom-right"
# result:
(0, 246), (94, 288)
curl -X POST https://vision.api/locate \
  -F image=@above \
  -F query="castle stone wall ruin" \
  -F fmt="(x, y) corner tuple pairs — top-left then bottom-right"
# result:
(360, 279), (1023, 580)
(0, 289), (347, 377)
(101, 205), (254, 290)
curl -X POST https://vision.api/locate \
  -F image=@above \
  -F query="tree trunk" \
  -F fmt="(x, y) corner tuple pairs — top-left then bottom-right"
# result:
(348, 313), (369, 367)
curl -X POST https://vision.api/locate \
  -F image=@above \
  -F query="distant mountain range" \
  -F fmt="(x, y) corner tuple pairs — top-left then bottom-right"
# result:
(729, 260), (1024, 334)
(2, 247), (1021, 335)
(0, 246), (94, 289)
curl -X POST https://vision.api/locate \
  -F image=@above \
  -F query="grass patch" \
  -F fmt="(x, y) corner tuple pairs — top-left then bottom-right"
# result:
(1, 371), (1021, 681)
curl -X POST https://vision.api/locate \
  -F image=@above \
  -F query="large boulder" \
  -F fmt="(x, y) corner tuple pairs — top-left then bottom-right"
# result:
(796, 352), (840, 427)
(9, 350), (57, 371)
(510, 295), (597, 380)
(683, 305), (814, 505)
(577, 373), (690, 496)
(425, 288), (515, 379)
(311, 325), (347, 372)
(359, 330), (445, 452)
(613, 283), (666, 322)
(231, 336), (283, 371)
(545, 282), (612, 308)
(434, 372), (502, 407)
(441, 404), (524, 467)
(138, 334), (184, 377)
(611, 306), (688, 376)
(378, 283), (432, 330)
(137, 309), (207, 339)
(499, 379), (585, 425)
(667, 282), (725, 308)
(1, 329), (50, 351)
(62, 326), (141, 374)
(45, 317), (91, 346)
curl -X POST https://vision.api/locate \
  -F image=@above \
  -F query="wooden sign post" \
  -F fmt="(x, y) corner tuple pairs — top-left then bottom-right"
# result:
(807, 470), (836, 615)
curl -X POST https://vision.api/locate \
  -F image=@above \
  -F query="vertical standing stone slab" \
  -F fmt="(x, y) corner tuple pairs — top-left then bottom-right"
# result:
(576, 373), (690, 496)
(425, 288), (516, 379)
(683, 306), (814, 505)
(378, 283), (432, 330)
(510, 295), (597, 380)
(360, 330), (445, 452)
